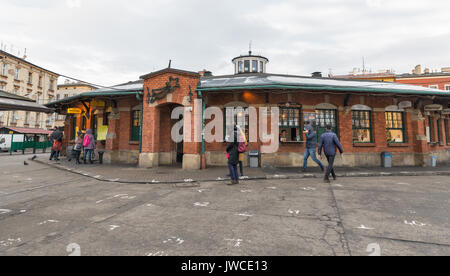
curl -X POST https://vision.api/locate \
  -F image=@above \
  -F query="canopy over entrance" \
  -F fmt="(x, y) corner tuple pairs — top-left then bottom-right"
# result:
(0, 90), (53, 113)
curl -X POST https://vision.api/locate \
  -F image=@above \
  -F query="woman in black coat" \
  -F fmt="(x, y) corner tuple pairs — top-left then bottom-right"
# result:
(227, 131), (240, 185)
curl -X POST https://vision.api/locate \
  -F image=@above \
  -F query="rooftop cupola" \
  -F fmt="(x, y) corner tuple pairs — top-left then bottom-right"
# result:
(232, 49), (269, 75)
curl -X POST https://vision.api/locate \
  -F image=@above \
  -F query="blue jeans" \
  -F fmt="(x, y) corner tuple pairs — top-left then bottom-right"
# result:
(83, 149), (93, 163)
(228, 163), (239, 180)
(302, 148), (324, 170)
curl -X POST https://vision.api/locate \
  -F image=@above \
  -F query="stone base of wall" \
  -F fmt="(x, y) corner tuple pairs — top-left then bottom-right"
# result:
(104, 150), (139, 165)
(159, 151), (177, 166)
(183, 154), (201, 170)
(205, 150), (450, 168)
(138, 152), (159, 168)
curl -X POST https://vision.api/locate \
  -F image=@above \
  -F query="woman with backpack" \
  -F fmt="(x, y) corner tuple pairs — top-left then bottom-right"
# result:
(82, 129), (96, 164)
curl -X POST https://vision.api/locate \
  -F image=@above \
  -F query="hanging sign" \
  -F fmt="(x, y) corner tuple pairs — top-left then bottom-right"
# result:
(67, 108), (82, 114)
(91, 100), (105, 107)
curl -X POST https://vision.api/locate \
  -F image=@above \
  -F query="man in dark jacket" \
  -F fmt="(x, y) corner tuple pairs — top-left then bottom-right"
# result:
(226, 129), (240, 185)
(318, 125), (344, 183)
(302, 123), (324, 172)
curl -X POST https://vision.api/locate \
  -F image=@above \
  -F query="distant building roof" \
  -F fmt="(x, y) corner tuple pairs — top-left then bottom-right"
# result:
(333, 73), (395, 79)
(0, 126), (52, 135)
(198, 73), (450, 96)
(396, 72), (450, 79)
(0, 50), (59, 77)
(57, 82), (98, 90)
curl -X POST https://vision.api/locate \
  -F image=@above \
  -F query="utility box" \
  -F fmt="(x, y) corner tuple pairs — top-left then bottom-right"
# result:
(428, 155), (437, 167)
(381, 152), (393, 168)
(249, 150), (259, 168)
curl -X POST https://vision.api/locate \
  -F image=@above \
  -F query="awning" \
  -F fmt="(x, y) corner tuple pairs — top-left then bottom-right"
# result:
(0, 90), (54, 113)
(0, 127), (52, 135)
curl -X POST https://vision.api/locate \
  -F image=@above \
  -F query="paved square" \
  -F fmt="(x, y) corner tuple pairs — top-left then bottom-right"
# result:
(0, 155), (449, 256)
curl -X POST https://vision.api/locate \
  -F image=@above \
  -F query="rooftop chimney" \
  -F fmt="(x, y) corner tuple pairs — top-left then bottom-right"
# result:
(413, 65), (422, 75)
(441, 67), (450, 73)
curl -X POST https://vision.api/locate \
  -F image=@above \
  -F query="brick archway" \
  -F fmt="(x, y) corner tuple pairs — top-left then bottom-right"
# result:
(138, 68), (202, 169)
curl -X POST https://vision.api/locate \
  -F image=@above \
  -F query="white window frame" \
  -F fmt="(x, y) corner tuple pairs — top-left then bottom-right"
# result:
(14, 68), (19, 80)
(444, 84), (450, 91)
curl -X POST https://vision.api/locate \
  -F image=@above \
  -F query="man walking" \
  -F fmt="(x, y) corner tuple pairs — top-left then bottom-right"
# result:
(302, 122), (324, 172)
(318, 125), (344, 183)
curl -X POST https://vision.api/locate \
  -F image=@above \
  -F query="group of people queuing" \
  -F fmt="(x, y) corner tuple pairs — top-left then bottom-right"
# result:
(227, 122), (344, 185)
(48, 127), (96, 165)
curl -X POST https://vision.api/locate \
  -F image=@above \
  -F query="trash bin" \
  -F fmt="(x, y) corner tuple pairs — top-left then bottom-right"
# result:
(428, 155), (437, 167)
(249, 150), (259, 168)
(98, 150), (105, 164)
(381, 152), (392, 168)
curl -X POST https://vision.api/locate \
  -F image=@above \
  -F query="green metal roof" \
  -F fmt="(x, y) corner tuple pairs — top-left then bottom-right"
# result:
(198, 73), (450, 96)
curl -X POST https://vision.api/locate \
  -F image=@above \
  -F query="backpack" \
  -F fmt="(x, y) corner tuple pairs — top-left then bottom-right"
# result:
(238, 142), (246, 153)
(83, 135), (91, 147)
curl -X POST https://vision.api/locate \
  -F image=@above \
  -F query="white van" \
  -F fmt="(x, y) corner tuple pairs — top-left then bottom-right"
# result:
(0, 134), (25, 152)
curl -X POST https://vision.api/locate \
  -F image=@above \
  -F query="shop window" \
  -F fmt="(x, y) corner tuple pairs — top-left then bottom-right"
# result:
(316, 109), (338, 139)
(352, 110), (372, 143)
(131, 110), (141, 142)
(437, 119), (442, 144)
(103, 112), (110, 126)
(252, 60), (258, 73)
(238, 61), (243, 73)
(259, 61), (264, 73)
(445, 119), (449, 144)
(91, 114), (98, 139)
(279, 107), (302, 142)
(386, 111), (405, 143)
(224, 107), (249, 142)
(427, 116), (434, 143)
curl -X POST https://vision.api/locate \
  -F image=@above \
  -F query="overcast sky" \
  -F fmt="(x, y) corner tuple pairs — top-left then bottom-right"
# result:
(2, 0), (450, 86)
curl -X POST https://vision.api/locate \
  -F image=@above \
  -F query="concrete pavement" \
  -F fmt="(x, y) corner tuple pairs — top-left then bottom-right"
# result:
(0, 154), (449, 256)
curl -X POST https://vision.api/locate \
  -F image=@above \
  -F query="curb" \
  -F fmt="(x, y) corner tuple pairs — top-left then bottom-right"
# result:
(32, 159), (450, 185)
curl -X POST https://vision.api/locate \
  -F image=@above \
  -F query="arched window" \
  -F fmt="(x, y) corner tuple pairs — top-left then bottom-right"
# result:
(385, 105), (405, 143)
(351, 105), (373, 143)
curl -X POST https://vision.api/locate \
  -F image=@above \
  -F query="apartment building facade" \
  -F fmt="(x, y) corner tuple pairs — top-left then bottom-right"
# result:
(0, 50), (59, 129)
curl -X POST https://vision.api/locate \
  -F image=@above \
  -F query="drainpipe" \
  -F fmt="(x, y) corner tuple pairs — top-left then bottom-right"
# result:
(136, 92), (143, 153)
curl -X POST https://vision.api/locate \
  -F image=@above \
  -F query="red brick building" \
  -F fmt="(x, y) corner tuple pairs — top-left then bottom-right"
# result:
(396, 65), (450, 91)
(46, 53), (450, 169)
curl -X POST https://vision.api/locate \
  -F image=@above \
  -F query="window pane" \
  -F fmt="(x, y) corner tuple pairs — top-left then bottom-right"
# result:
(387, 129), (404, 143)
(353, 129), (371, 143)
(252, 60), (258, 72)
(244, 60), (250, 72)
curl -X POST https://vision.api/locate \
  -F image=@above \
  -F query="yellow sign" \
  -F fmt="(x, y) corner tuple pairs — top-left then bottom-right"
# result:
(67, 108), (82, 114)
(91, 100), (105, 107)
(97, 125), (108, 141)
